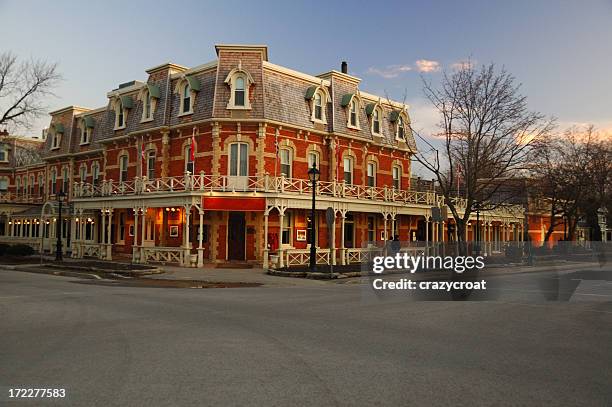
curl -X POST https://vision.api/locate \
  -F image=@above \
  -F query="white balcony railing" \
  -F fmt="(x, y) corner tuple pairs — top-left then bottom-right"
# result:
(72, 174), (441, 207)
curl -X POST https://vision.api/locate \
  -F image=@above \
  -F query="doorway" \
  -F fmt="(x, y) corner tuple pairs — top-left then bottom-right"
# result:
(227, 212), (246, 260)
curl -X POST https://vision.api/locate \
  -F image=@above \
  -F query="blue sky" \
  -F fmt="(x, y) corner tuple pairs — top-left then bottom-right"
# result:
(1, 0), (611, 139)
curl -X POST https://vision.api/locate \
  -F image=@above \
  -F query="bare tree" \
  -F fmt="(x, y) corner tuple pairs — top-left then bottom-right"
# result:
(0, 52), (61, 130)
(412, 62), (554, 242)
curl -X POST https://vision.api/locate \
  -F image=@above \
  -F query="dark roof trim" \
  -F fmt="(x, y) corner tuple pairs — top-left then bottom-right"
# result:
(147, 83), (161, 99)
(389, 111), (400, 123)
(84, 116), (95, 128)
(340, 94), (354, 107)
(186, 76), (201, 92)
(365, 103), (376, 116)
(305, 86), (317, 100)
(52, 123), (65, 133)
(120, 95), (134, 109)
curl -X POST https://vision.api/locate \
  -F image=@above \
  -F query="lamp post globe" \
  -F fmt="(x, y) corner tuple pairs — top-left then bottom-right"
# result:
(307, 163), (320, 271)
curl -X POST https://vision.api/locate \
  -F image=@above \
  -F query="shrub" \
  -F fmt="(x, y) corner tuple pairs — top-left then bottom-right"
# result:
(6, 244), (35, 256)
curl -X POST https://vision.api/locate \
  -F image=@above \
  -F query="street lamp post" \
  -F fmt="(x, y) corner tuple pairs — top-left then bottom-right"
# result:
(307, 163), (320, 272)
(55, 190), (66, 261)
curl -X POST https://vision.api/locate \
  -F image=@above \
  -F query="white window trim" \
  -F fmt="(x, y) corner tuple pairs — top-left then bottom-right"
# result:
(371, 105), (383, 136)
(310, 87), (329, 125)
(343, 156), (354, 184)
(146, 151), (156, 179)
(51, 133), (61, 150)
(79, 164), (87, 181)
(177, 79), (195, 116)
(307, 151), (320, 170)
(395, 112), (409, 141)
(346, 96), (361, 130)
(0, 145), (9, 162)
(119, 155), (129, 182)
(227, 142), (249, 177)
(225, 66), (254, 110)
(392, 165), (401, 189)
(367, 161), (376, 187)
(184, 145), (194, 174)
(113, 99), (127, 130)
(80, 123), (91, 145)
(281, 212), (293, 248)
(139, 88), (157, 123)
(279, 148), (293, 178)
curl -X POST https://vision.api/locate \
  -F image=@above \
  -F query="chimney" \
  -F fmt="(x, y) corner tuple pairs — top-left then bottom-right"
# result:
(341, 61), (348, 74)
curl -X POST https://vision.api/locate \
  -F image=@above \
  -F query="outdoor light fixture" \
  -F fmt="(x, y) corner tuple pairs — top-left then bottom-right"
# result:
(307, 163), (320, 272)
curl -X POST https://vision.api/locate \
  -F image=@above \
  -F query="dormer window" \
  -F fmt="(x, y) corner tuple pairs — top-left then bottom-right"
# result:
(225, 65), (254, 110)
(306, 86), (329, 124)
(117, 100), (124, 128)
(80, 118), (92, 145)
(397, 116), (405, 139)
(341, 94), (360, 129)
(51, 132), (61, 149)
(372, 107), (381, 135)
(0, 145), (8, 162)
(144, 92), (152, 119)
(139, 84), (160, 122)
(182, 84), (191, 113)
(314, 93), (323, 120)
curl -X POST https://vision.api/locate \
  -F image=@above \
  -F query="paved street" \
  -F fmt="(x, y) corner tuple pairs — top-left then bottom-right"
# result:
(1, 268), (611, 406)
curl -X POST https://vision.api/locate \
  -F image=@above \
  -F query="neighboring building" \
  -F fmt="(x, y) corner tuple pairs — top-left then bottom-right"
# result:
(0, 44), (525, 267)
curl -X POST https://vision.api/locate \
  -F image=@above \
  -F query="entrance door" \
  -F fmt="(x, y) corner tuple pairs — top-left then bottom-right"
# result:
(227, 212), (246, 260)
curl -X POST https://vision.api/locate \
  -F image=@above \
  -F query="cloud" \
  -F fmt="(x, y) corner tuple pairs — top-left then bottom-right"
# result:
(366, 64), (412, 79)
(450, 59), (475, 70)
(415, 59), (441, 73)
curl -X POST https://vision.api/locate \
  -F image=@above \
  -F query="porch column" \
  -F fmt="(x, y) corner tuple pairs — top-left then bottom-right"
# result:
(70, 213), (77, 257)
(197, 208), (204, 267)
(80, 212), (86, 258)
(140, 207), (147, 263)
(340, 212), (346, 265)
(263, 210), (269, 269)
(391, 215), (396, 238)
(132, 207), (139, 263)
(106, 209), (113, 260)
(330, 212), (336, 266)
(383, 216), (388, 242)
(183, 205), (192, 266)
(101, 210), (106, 259)
(278, 209), (285, 268)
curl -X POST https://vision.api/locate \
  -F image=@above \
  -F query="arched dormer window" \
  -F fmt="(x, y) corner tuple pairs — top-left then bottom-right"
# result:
(50, 123), (63, 150)
(112, 96), (132, 130)
(306, 85), (330, 124)
(225, 64), (254, 110)
(80, 117), (93, 145)
(390, 110), (409, 140)
(138, 84), (160, 122)
(341, 94), (361, 130)
(372, 106), (382, 135)
(176, 76), (200, 116)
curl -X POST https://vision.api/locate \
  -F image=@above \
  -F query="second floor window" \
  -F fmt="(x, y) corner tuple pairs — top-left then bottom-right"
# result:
(0, 145), (7, 162)
(367, 162), (376, 187)
(16, 178), (20, 196)
(62, 168), (68, 193)
(80, 166), (87, 181)
(38, 175), (44, 196)
(392, 166), (401, 189)
(92, 163), (99, 185)
(229, 143), (248, 177)
(343, 157), (353, 185)
(307, 151), (319, 171)
(50, 171), (57, 195)
(0, 178), (7, 192)
(184, 145), (194, 174)
(119, 155), (128, 182)
(280, 149), (292, 178)
(147, 151), (156, 179)
(29, 176), (34, 196)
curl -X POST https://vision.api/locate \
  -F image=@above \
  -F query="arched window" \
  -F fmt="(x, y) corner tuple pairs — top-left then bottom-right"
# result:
(184, 145), (194, 174)
(50, 169), (57, 195)
(397, 115), (405, 139)
(372, 107), (381, 135)
(392, 165), (401, 189)
(116, 99), (124, 129)
(91, 162), (100, 185)
(62, 167), (69, 193)
(146, 151), (156, 179)
(314, 93), (323, 121)
(279, 148), (292, 178)
(80, 165), (87, 181)
(143, 91), (152, 120)
(367, 161), (376, 187)
(307, 151), (320, 170)
(349, 99), (358, 128)
(343, 156), (353, 185)
(51, 132), (61, 149)
(234, 77), (245, 107)
(119, 155), (128, 182)
(229, 143), (248, 177)
(38, 174), (44, 196)
(15, 177), (20, 196)
(29, 175), (35, 196)
(182, 83), (191, 114)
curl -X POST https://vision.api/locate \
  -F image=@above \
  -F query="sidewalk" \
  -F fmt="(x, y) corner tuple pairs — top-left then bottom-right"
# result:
(145, 265), (330, 287)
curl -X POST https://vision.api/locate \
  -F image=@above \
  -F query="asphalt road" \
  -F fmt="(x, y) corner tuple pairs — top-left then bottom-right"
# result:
(1, 267), (611, 406)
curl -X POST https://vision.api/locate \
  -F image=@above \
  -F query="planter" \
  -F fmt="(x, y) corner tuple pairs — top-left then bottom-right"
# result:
(189, 254), (198, 267)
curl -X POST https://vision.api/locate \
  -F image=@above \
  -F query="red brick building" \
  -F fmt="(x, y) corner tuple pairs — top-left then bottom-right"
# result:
(0, 44), (526, 267)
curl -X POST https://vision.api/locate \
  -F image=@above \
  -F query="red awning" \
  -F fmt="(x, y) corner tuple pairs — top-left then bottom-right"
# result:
(202, 197), (266, 211)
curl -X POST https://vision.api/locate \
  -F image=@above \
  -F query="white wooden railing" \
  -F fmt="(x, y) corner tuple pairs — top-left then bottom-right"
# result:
(73, 174), (441, 207)
(345, 247), (383, 264)
(0, 192), (44, 204)
(81, 243), (102, 258)
(142, 246), (184, 264)
(285, 248), (331, 267)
